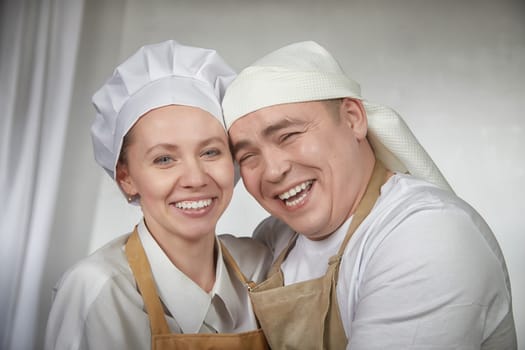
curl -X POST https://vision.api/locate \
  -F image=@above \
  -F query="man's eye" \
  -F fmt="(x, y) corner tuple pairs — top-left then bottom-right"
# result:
(281, 132), (300, 143)
(154, 155), (172, 165)
(238, 153), (254, 164)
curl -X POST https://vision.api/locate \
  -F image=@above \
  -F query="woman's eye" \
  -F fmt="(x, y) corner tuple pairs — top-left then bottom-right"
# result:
(154, 155), (173, 165)
(201, 148), (221, 158)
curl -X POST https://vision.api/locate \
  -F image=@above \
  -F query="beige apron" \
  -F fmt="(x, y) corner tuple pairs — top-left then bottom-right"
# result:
(125, 229), (269, 350)
(249, 161), (387, 350)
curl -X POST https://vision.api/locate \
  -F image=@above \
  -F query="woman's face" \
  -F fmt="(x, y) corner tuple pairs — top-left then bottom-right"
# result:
(117, 105), (234, 244)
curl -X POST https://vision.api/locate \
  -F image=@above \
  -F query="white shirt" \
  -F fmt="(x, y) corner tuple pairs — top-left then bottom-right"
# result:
(254, 174), (517, 349)
(45, 220), (271, 350)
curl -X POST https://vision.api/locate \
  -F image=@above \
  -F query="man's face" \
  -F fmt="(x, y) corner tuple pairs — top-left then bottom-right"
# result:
(229, 99), (370, 240)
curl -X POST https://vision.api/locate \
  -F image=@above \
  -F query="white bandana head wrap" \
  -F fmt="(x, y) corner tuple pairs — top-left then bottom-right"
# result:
(222, 41), (452, 192)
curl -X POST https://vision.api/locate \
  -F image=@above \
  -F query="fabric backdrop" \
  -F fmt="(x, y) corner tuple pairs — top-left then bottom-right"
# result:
(0, 0), (84, 348)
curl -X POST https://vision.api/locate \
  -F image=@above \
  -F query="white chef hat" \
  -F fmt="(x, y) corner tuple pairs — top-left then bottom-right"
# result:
(91, 40), (236, 180)
(222, 41), (452, 192)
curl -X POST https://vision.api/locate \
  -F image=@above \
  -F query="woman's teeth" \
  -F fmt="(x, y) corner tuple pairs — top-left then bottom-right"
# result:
(175, 199), (212, 210)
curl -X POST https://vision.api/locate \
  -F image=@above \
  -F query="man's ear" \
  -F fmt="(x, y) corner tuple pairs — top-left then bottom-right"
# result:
(339, 97), (368, 140)
(116, 162), (137, 197)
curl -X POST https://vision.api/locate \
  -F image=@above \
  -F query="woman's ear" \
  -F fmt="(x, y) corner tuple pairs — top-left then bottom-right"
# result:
(339, 97), (368, 140)
(116, 162), (137, 197)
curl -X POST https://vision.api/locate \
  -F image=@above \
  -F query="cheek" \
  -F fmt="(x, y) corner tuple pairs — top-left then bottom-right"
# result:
(211, 160), (235, 191)
(240, 167), (261, 196)
(136, 175), (170, 200)
(129, 165), (175, 195)
(296, 141), (326, 165)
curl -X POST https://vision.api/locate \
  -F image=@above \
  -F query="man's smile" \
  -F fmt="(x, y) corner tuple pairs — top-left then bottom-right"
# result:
(276, 180), (314, 207)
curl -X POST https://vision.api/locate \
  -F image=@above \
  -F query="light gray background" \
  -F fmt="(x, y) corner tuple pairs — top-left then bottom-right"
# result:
(42, 0), (524, 347)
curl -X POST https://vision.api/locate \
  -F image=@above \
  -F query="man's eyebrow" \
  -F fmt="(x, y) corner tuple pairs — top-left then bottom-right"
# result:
(231, 117), (302, 158)
(230, 139), (251, 158)
(261, 118), (297, 138)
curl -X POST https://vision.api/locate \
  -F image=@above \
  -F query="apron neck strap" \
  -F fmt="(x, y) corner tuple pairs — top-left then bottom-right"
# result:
(220, 240), (257, 290)
(334, 159), (388, 258)
(125, 228), (171, 335)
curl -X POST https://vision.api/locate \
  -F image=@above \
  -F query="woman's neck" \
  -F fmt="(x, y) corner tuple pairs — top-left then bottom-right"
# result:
(146, 222), (217, 293)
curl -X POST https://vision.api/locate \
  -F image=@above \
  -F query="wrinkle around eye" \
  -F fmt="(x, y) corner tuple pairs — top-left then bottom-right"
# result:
(237, 152), (257, 166)
(280, 132), (302, 143)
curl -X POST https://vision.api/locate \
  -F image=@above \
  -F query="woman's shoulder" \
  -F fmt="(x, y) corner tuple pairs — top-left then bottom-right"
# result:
(46, 233), (148, 350)
(53, 233), (133, 297)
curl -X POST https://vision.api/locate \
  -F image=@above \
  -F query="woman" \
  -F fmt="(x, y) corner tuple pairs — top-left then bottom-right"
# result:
(44, 40), (271, 350)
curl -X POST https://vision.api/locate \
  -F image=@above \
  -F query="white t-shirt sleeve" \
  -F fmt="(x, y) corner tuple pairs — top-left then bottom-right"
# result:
(345, 208), (513, 350)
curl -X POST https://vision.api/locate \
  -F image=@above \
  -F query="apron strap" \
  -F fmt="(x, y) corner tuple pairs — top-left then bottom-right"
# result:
(328, 159), (388, 293)
(267, 232), (298, 277)
(219, 240), (257, 290)
(125, 228), (171, 335)
(333, 159), (387, 259)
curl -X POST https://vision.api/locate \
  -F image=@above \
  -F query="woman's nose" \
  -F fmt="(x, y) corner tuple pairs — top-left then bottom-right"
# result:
(178, 159), (208, 189)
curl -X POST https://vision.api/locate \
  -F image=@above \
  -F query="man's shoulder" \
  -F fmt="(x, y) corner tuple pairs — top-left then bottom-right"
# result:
(378, 173), (477, 220)
(384, 173), (457, 202)
(372, 174), (496, 252)
(219, 234), (273, 283)
(252, 216), (295, 260)
(357, 174), (511, 304)
(218, 233), (272, 264)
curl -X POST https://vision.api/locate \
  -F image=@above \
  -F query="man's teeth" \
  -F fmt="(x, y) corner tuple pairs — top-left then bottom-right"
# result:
(278, 180), (313, 200)
(285, 191), (309, 207)
(175, 199), (212, 210)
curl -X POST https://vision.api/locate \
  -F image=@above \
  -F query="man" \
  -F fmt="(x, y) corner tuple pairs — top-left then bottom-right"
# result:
(221, 41), (516, 349)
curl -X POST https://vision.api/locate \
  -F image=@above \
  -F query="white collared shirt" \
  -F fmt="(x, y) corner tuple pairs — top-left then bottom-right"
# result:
(45, 220), (271, 350)
(138, 221), (257, 333)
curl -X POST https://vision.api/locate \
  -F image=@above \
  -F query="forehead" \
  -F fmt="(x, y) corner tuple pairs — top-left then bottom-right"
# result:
(229, 100), (327, 138)
(133, 105), (224, 136)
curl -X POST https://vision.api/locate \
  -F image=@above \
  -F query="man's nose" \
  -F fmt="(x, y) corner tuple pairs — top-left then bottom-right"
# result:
(262, 148), (291, 184)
